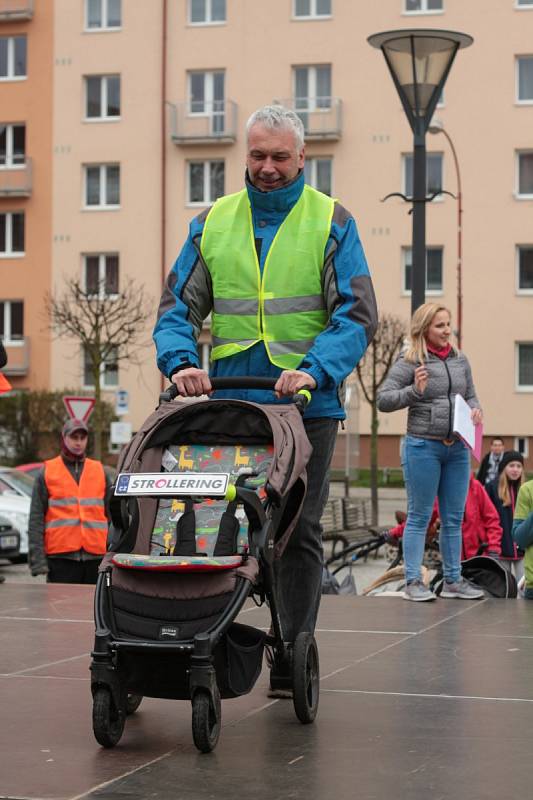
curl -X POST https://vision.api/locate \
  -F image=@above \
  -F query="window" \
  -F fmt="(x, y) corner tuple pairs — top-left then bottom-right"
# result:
(0, 124), (25, 167)
(403, 247), (443, 293)
(405, 0), (443, 11)
(517, 57), (533, 102)
(517, 343), (533, 389)
(404, 152), (443, 198)
(189, 0), (226, 24)
(517, 1), (533, 7)
(198, 342), (212, 371)
(0, 36), (26, 79)
(294, 65), (332, 112)
(189, 71), (225, 133)
(517, 246), (533, 292)
(514, 437), (530, 458)
(84, 345), (119, 388)
(85, 75), (120, 119)
(517, 152), (533, 196)
(84, 253), (119, 296)
(0, 212), (24, 255)
(84, 164), (120, 208)
(304, 157), (332, 195)
(188, 160), (224, 204)
(0, 300), (23, 343)
(294, 0), (332, 18)
(86, 0), (121, 29)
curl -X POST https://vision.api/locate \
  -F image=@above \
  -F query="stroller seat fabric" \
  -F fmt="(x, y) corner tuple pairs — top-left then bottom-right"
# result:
(112, 553), (244, 572)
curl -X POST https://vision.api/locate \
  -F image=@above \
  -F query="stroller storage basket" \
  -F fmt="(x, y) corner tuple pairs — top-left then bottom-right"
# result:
(215, 622), (266, 698)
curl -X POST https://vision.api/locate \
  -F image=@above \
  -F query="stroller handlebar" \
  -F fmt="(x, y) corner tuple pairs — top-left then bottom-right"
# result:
(159, 376), (310, 414)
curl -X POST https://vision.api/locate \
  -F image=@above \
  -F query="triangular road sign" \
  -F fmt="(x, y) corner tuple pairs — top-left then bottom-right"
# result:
(63, 395), (96, 422)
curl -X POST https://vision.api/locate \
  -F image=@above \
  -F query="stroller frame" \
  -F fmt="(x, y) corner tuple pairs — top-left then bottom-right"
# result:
(90, 377), (319, 752)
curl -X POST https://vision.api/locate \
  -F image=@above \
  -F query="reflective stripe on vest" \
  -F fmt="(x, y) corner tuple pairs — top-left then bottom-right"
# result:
(44, 456), (108, 556)
(201, 184), (334, 369)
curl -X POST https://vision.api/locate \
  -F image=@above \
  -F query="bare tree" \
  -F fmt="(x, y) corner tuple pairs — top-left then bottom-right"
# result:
(355, 313), (407, 525)
(46, 277), (154, 459)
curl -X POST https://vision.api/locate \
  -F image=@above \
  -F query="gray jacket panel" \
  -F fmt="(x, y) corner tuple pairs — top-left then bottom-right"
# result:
(377, 351), (480, 440)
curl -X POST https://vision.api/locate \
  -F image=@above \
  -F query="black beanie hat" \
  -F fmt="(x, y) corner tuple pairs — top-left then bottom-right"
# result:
(498, 450), (524, 474)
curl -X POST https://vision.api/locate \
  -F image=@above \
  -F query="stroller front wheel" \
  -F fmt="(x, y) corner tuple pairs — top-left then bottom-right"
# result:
(125, 693), (143, 715)
(191, 689), (221, 753)
(292, 632), (320, 724)
(92, 688), (125, 748)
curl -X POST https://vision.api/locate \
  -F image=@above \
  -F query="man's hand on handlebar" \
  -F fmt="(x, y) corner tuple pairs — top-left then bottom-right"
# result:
(274, 369), (317, 398)
(171, 367), (212, 397)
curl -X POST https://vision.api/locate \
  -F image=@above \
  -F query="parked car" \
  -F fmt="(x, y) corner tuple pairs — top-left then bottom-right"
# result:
(15, 462), (44, 479)
(0, 466), (35, 498)
(0, 473), (31, 562)
(0, 514), (21, 561)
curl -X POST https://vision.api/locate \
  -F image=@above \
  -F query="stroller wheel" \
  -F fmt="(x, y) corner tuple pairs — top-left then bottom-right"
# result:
(125, 693), (143, 715)
(292, 632), (320, 724)
(192, 689), (221, 753)
(92, 688), (125, 748)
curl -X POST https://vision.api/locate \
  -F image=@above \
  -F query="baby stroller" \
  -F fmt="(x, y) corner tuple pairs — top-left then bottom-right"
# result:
(90, 377), (320, 753)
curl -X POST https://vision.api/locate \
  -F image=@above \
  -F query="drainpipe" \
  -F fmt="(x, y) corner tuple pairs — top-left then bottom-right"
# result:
(160, 0), (168, 391)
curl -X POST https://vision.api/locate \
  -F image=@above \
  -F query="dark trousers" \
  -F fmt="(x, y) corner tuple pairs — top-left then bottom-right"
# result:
(274, 417), (338, 642)
(47, 558), (101, 584)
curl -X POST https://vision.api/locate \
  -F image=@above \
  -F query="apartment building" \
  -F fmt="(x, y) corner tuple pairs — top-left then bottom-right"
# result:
(0, 0), (53, 390)
(3, 1), (532, 469)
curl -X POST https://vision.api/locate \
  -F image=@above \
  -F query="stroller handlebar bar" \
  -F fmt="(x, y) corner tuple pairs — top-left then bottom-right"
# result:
(159, 377), (310, 414)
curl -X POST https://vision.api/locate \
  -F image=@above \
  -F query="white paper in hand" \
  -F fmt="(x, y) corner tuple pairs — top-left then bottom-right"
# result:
(453, 394), (475, 449)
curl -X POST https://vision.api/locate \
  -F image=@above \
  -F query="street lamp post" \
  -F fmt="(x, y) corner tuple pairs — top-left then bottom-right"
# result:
(429, 120), (463, 348)
(368, 29), (473, 314)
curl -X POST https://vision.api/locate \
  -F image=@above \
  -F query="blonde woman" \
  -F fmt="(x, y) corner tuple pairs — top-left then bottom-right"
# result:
(486, 450), (525, 582)
(378, 303), (484, 601)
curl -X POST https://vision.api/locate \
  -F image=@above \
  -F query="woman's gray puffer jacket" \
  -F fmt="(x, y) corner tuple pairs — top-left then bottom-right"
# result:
(377, 350), (480, 440)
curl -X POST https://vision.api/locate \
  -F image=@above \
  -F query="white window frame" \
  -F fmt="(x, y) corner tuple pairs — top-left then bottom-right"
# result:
(198, 342), (212, 371)
(84, 0), (122, 32)
(403, 152), (444, 201)
(84, 75), (121, 121)
(402, 246), (444, 296)
(187, 160), (225, 206)
(0, 211), (24, 257)
(516, 0), (533, 9)
(516, 151), (533, 199)
(83, 253), (119, 299)
(304, 156), (333, 195)
(83, 345), (119, 389)
(0, 300), (23, 345)
(293, 0), (332, 20)
(293, 64), (332, 111)
(188, 0), (226, 26)
(83, 164), (120, 209)
(0, 36), (27, 81)
(0, 123), (25, 168)
(514, 437), (530, 458)
(516, 342), (533, 391)
(403, 0), (444, 14)
(516, 245), (533, 294)
(516, 56), (533, 104)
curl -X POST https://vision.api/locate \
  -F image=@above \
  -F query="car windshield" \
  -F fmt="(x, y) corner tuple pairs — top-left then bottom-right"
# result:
(0, 469), (34, 497)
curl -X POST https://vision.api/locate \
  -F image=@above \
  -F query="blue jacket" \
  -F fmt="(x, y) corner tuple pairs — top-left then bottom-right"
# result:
(153, 171), (378, 418)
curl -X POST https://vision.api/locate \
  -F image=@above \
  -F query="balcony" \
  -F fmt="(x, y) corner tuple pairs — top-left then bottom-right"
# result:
(3, 337), (29, 376)
(274, 97), (343, 141)
(0, 0), (33, 20)
(0, 158), (32, 197)
(170, 100), (237, 145)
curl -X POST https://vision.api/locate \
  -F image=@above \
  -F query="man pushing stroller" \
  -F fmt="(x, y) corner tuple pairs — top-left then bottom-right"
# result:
(153, 104), (377, 695)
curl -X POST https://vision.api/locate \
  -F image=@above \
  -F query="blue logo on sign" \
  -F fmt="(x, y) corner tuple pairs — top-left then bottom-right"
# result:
(117, 474), (130, 494)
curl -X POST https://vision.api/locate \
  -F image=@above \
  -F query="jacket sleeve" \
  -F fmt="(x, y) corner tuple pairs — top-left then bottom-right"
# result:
(153, 216), (213, 379)
(512, 484), (533, 550)
(477, 483), (503, 555)
(299, 204), (378, 390)
(28, 470), (49, 576)
(377, 357), (423, 412)
(0, 339), (6, 368)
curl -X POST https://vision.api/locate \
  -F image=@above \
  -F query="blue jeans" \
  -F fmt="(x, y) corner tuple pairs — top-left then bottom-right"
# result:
(401, 435), (470, 584)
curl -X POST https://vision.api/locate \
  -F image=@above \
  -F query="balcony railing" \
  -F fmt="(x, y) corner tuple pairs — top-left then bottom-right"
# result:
(0, 158), (32, 197)
(3, 337), (30, 376)
(170, 100), (238, 145)
(0, 0), (33, 20)
(274, 97), (343, 141)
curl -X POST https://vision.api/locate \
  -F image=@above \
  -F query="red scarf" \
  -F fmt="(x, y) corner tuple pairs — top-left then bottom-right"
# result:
(426, 343), (452, 360)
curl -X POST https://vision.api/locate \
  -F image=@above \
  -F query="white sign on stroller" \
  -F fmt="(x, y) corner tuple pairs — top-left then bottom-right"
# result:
(115, 472), (230, 496)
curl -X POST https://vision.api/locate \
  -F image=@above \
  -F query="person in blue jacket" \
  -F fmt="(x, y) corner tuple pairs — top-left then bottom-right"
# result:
(154, 104), (378, 694)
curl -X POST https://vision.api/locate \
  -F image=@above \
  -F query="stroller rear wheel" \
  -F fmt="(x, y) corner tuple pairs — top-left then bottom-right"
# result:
(292, 632), (319, 724)
(191, 689), (221, 753)
(92, 688), (125, 748)
(125, 693), (143, 715)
